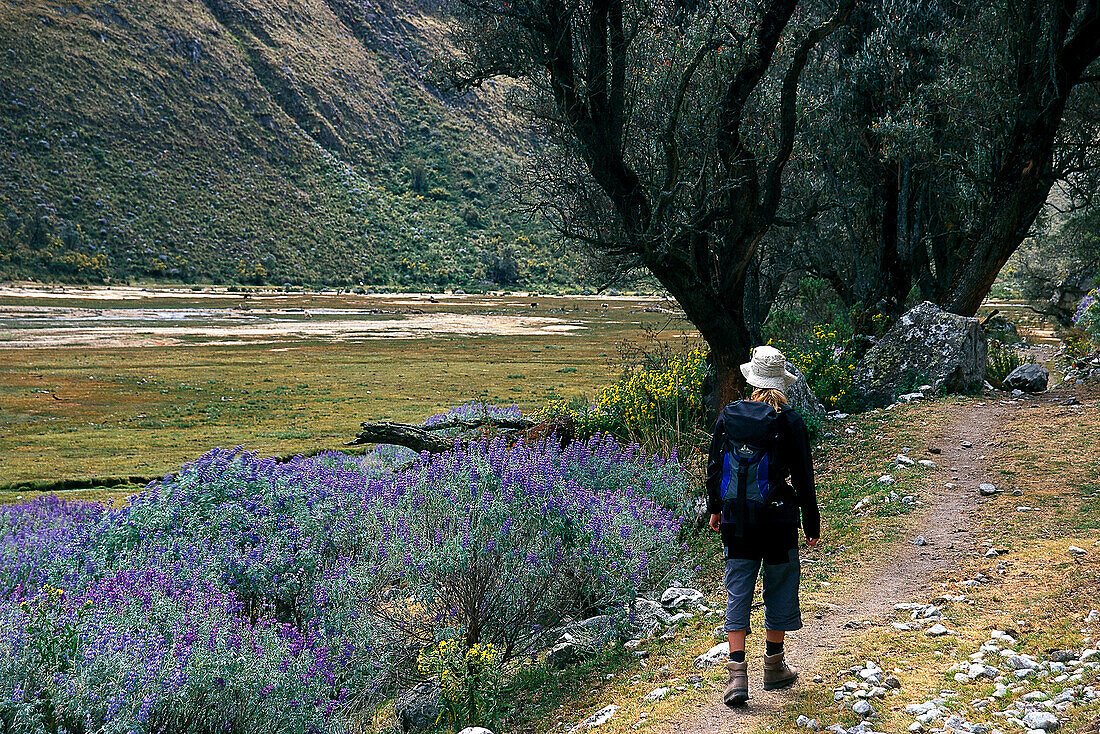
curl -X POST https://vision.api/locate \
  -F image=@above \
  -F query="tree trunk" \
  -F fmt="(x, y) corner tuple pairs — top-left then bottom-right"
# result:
(650, 255), (754, 412)
(711, 343), (749, 409)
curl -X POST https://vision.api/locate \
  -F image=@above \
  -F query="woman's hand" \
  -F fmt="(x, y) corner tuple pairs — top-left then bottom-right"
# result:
(805, 536), (819, 548)
(709, 513), (721, 532)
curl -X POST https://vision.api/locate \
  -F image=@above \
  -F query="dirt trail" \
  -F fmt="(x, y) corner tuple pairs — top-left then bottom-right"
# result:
(663, 398), (1013, 734)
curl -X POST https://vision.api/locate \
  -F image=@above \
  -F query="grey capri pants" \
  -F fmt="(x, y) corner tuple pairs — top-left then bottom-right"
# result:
(723, 546), (803, 633)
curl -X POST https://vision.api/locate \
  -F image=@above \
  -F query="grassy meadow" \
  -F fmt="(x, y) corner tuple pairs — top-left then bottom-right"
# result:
(0, 286), (695, 492)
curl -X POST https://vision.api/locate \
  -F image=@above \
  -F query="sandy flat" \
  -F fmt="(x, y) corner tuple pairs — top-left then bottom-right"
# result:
(0, 311), (586, 349)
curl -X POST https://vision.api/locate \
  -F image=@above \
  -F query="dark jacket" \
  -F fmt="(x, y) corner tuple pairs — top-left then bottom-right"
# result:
(706, 400), (820, 548)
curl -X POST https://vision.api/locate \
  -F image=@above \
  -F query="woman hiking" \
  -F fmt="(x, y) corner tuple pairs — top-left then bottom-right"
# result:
(706, 345), (820, 707)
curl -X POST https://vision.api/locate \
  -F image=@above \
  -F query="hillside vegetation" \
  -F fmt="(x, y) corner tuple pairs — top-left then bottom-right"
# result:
(0, 0), (582, 288)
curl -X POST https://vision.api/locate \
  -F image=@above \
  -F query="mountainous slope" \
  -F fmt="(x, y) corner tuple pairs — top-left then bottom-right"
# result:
(0, 0), (582, 288)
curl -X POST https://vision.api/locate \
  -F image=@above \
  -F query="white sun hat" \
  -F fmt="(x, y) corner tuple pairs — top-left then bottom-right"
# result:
(740, 345), (798, 391)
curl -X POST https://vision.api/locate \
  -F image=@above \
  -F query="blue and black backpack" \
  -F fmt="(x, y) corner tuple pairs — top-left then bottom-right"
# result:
(719, 400), (784, 536)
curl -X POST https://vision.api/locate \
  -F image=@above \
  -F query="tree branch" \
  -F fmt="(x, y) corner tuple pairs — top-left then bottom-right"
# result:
(762, 0), (857, 215)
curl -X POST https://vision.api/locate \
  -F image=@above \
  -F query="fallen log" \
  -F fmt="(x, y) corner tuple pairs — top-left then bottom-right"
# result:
(421, 417), (535, 432)
(347, 415), (570, 455)
(346, 422), (453, 454)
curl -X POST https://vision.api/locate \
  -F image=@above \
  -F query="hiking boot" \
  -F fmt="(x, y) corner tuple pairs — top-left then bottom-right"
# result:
(723, 660), (749, 707)
(762, 651), (798, 690)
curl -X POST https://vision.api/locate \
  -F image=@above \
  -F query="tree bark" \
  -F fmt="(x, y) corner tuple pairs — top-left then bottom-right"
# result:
(347, 422), (453, 453)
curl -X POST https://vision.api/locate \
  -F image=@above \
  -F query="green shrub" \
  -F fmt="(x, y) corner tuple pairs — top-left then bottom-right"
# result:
(774, 326), (858, 411)
(418, 639), (505, 731)
(987, 341), (1035, 387)
(539, 349), (709, 454)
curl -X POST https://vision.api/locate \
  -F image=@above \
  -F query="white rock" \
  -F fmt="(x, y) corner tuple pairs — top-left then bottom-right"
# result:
(897, 454), (915, 466)
(1007, 654), (1040, 670)
(926, 624), (950, 637)
(570, 705), (619, 731)
(665, 612), (694, 624)
(1021, 711), (1059, 731)
(1068, 546), (1087, 556)
(644, 687), (669, 702)
(912, 536), (928, 546)
(693, 642), (729, 669)
(660, 587), (705, 609)
(917, 459), (937, 468)
(918, 605), (943, 619)
(878, 474), (896, 485)
(852, 699), (874, 717)
(457, 728), (494, 734)
(968, 663), (996, 679)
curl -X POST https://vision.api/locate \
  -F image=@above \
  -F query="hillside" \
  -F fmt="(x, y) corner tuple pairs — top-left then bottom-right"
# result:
(0, 0), (583, 288)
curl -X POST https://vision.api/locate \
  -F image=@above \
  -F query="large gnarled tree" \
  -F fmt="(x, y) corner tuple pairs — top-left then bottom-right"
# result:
(796, 0), (1100, 326)
(444, 0), (855, 404)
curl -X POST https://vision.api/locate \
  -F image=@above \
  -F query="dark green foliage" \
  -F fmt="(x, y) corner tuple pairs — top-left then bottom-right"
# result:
(484, 246), (521, 286)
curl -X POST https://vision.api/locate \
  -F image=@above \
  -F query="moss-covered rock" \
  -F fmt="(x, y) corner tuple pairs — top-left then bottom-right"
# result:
(786, 361), (826, 422)
(855, 302), (987, 407)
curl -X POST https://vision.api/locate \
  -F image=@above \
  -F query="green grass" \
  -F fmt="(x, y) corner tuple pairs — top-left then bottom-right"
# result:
(0, 0), (586, 290)
(0, 291), (692, 487)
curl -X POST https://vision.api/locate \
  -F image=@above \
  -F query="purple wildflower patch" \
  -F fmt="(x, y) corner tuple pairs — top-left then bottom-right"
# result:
(0, 429), (689, 732)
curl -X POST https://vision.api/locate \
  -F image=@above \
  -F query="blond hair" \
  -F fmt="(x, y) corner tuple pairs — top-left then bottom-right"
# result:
(750, 388), (788, 411)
